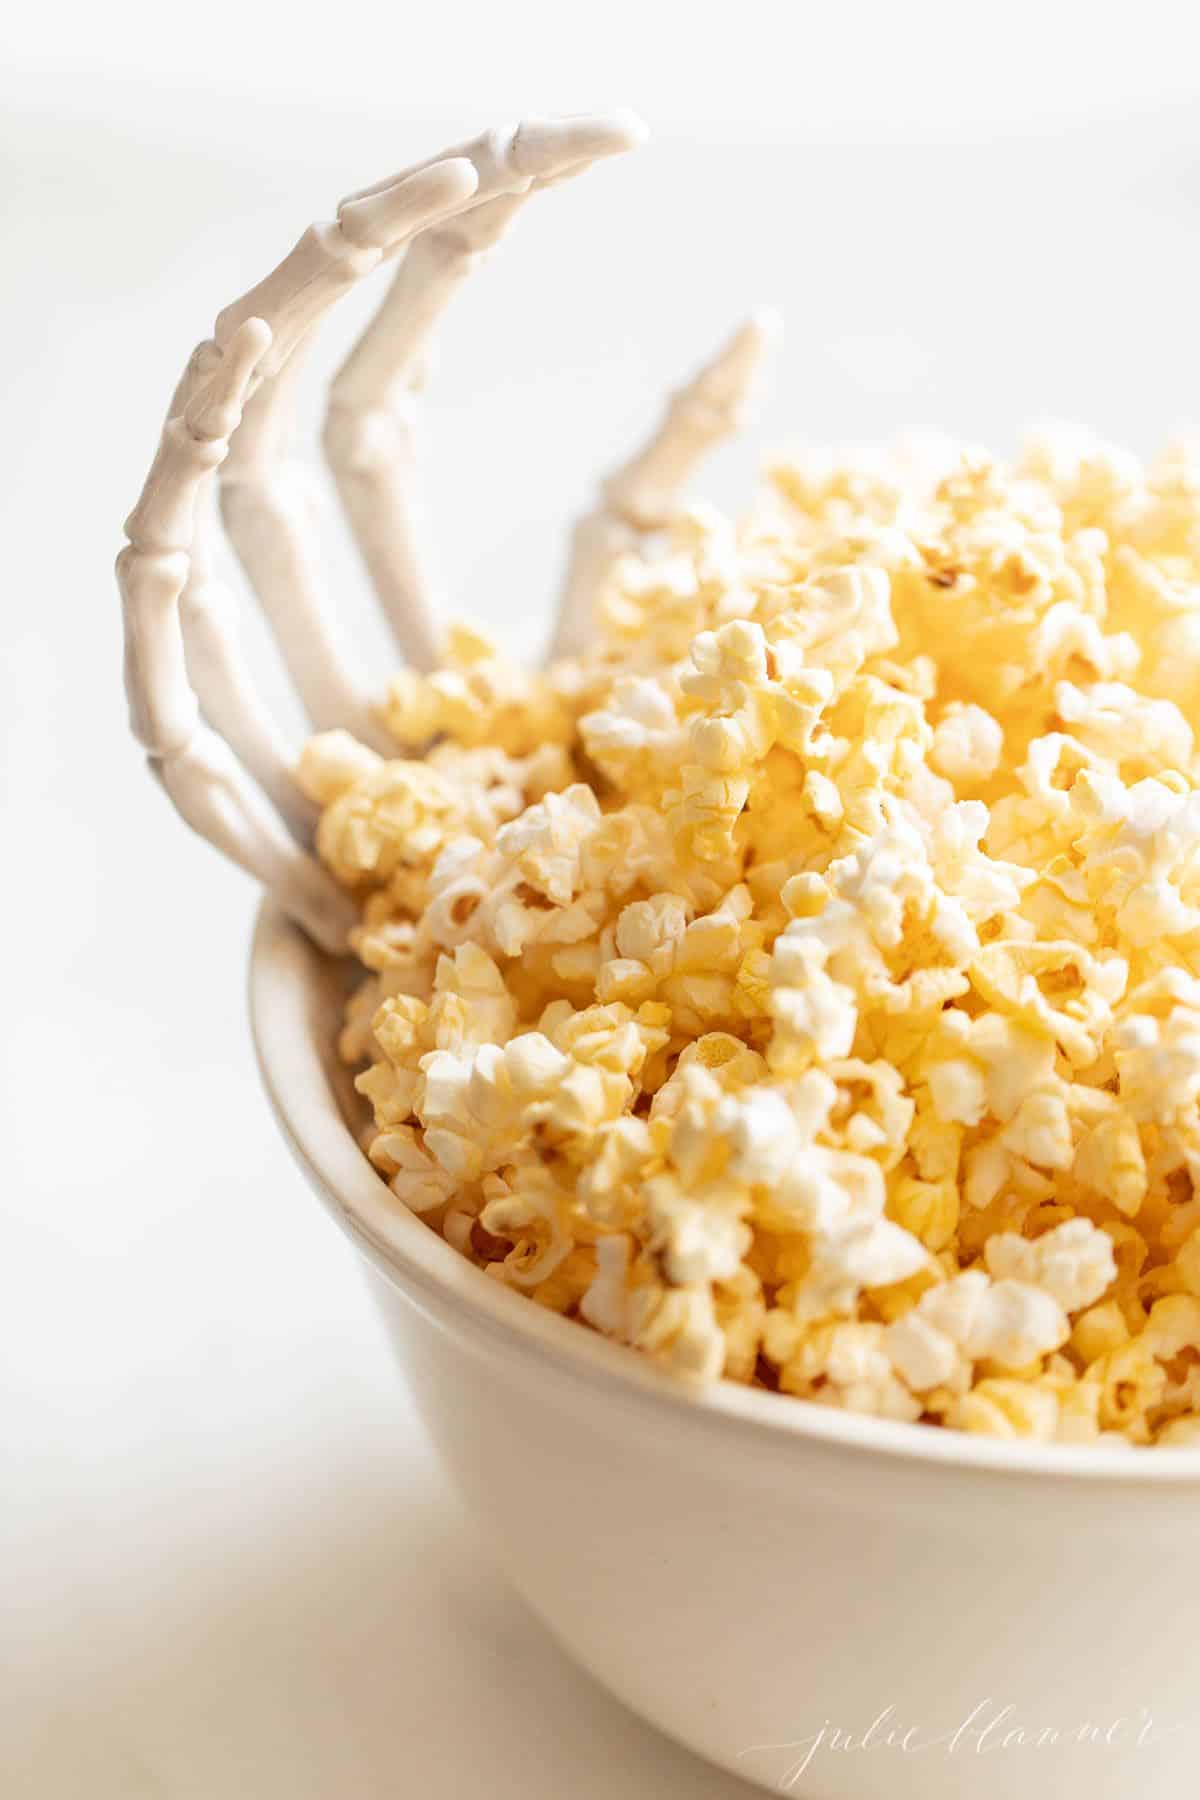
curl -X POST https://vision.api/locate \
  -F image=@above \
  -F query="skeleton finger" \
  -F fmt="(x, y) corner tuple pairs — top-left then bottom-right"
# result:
(179, 522), (318, 842)
(119, 318), (355, 951)
(211, 159), (483, 744)
(550, 310), (781, 661)
(218, 335), (390, 748)
(324, 112), (647, 675)
(215, 158), (480, 373)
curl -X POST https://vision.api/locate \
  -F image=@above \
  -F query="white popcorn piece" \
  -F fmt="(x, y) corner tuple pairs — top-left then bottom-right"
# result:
(929, 703), (1004, 784)
(917, 1271), (1070, 1369)
(984, 1219), (1117, 1314)
(884, 1312), (961, 1393)
(644, 1175), (750, 1285)
(580, 1234), (634, 1336)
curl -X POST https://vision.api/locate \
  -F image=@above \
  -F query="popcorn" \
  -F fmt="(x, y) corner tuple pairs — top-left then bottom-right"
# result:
(774, 1319), (922, 1422)
(950, 1380), (1061, 1442)
(477, 1166), (572, 1289)
(884, 1309), (962, 1393)
(900, 1269), (1069, 1370)
(644, 1172), (751, 1285)
(929, 703), (1004, 786)
(378, 622), (574, 757)
(984, 1218), (1117, 1313)
(310, 428), (1200, 1447)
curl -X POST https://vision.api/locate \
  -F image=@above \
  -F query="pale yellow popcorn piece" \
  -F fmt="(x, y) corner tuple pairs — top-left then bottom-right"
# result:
(1071, 1299), (1131, 1365)
(1174, 1227), (1200, 1297)
(615, 891), (690, 962)
(1052, 1379), (1103, 1445)
(1157, 1416), (1200, 1447)
(1091, 1339), (1167, 1439)
(478, 1167), (572, 1290)
(1141, 1294), (1200, 1360)
(644, 1172), (751, 1285)
(1074, 1109), (1147, 1216)
(379, 1125), (458, 1214)
(628, 1283), (727, 1381)
(579, 1233), (634, 1336)
(776, 1320), (921, 1422)
(951, 1379), (1061, 1441)
(929, 703), (1003, 785)
(379, 623), (573, 756)
(925, 1057), (987, 1128)
(888, 1175), (959, 1252)
(296, 729), (383, 805)
(884, 1311), (961, 1393)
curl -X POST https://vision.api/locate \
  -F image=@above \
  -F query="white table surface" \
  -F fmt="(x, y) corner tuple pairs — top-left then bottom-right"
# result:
(4, 54), (1200, 1798)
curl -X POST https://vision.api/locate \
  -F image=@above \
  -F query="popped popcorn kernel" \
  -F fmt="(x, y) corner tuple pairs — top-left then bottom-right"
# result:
(984, 1218), (1117, 1314)
(309, 428), (1200, 1447)
(950, 1379), (1060, 1442)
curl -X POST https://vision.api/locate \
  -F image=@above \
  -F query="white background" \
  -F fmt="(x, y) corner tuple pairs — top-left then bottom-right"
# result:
(4, 5), (1200, 1795)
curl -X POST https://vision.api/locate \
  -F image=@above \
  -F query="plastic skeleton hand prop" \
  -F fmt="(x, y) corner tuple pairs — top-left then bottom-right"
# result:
(118, 114), (777, 951)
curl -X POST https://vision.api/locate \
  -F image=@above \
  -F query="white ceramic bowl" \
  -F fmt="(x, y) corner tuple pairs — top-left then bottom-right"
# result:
(251, 901), (1200, 1800)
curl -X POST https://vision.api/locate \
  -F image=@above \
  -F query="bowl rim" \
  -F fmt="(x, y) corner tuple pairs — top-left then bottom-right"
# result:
(249, 898), (1200, 1485)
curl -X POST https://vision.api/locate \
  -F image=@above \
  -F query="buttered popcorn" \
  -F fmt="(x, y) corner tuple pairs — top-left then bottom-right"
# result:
(298, 432), (1200, 1447)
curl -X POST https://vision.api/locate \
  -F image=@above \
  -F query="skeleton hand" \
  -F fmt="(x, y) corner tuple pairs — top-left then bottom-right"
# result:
(117, 114), (778, 953)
